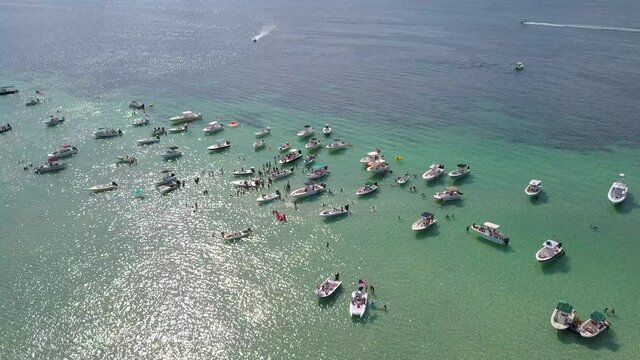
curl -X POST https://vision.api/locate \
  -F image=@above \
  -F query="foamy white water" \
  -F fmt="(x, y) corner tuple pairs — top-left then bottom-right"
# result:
(522, 21), (640, 33)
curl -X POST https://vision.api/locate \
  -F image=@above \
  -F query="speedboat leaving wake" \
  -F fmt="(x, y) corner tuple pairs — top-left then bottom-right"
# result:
(520, 20), (640, 33)
(253, 25), (276, 42)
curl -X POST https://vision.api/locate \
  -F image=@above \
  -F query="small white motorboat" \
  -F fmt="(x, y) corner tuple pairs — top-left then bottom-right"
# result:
(207, 139), (231, 151)
(0, 86), (19, 95)
(304, 155), (316, 166)
(232, 167), (256, 176)
(117, 155), (137, 165)
(433, 187), (463, 202)
(396, 173), (410, 185)
(48, 144), (78, 159)
(535, 240), (564, 262)
(132, 117), (149, 127)
(155, 170), (177, 186)
(315, 276), (342, 298)
(162, 146), (183, 160)
(255, 127), (270, 137)
(151, 128), (166, 136)
(515, 62), (524, 71)
(0, 124), (12, 133)
(89, 181), (118, 193)
(129, 100), (145, 109)
(448, 163), (470, 179)
(320, 204), (350, 218)
(525, 179), (543, 197)
(35, 157), (66, 174)
(297, 125), (314, 138)
(608, 173), (628, 205)
(253, 140), (266, 149)
(360, 150), (383, 164)
(257, 191), (281, 203)
(223, 228), (252, 241)
(169, 111), (202, 124)
(94, 128), (122, 139)
(322, 124), (332, 136)
(411, 212), (437, 231)
(350, 290), (368, 318)
(366, 160), (389, 174)
(579, 311), (610, 338)
(279, 149), (303, 164)
(307, 165), (330, 180)
(278, 142), (291, 152)
(550, 302), (576, 330)
(305, 137), (322, 150)
(469, 222), (509, 245)
(168, 124), (188, 133)
(269, 168), (293, 180)
(43, 115), (65, 127)
(203, 121), (223, 134)
(290, 182), (326, 198)
(158, 181), (180, 194)
(422, 164), (445, 181)
(137, 136), (161, 146)
(231, 179), (261, 188)
(356, 182), (378, 196)
(326, 138), (349, 151)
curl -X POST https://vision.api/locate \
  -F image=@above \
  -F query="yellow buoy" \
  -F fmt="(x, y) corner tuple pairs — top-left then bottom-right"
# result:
(394, 156), (403, 161)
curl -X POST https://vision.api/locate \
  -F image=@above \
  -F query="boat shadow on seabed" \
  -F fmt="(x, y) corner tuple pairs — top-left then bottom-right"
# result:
(528, 192), (550, 205)
(612, 192), (637, 215)
(540, 253), (570, 274)
(556, 327), (620, 352)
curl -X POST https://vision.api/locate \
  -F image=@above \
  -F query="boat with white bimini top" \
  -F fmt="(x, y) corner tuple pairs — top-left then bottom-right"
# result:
(412, 212), (437, 231)
(137, 136), (160, 146)
(117, 155), (137, 165)
(396, 173), (410, 184)
(608, 173), (628, 205)
(356, 181), (378, 196)
(433, 187), (463, 202)
(360, 150), (383, 164)
(168, 124), (188, 133)
(319, 204), (350, 218)
(326, 138), (349, 151)
(297, 125), (315, 138)
(35, 157), (66, 174)
(257, 191), (281, 203)
(162, 146), (183, 160)
(366, 160), (389, 173)
(48, 144), (78, 159)
(269, 168), (294, 180)
(223, 228), (252, 241)
(279, 149), (303, 164)
(469, 222), (509, 245)
(350, 289), (368, 318)
(290, 182), (326, 198)
(253, 140), (266, 149)
(422, 164), (445, 180)
(579, 311), (611, 338)
(255, 127), (270, 137)
(203, 121), (223, 134)
(536, 240), (564, 263)
(94, 128), (122, 139)
(322, 124), (332, 136)
(158, 181), (180, 195)
(307, 165), (330, 180)
(169, 111), (202, 124)
(550, 302), (576, 330)
(231, 179), (262, 188)
(208, 139), (231, 151)
(525, 179), (543, 197)
(89, 181), (118, 193)
(305, 137), (322, 150)
(155, 170), (177, 186)
(448, 163), (470, 179)
(315, 276), (342, 298)
(278, 142), (291, 152)
(233, 167), (255, 176)
(43, 115), (65, 127)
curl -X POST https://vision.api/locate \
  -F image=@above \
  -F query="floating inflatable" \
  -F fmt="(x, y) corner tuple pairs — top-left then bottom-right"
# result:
(229, 121), (239, 128)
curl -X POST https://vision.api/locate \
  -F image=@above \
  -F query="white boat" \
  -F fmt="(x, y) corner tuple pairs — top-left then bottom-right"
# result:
(535, 240), (564, 263)
(269, 168), (293, 180)
(525, 179), (543, 197)
(168, 124), (188, 133)
(322, 124), (332, 136)
(151, 128), (166, 136)
(253, 140), (266, 149)
(579, 311), (610, 338)
(35, 157), (66, 174)
(315, 277), (342, 298)
(207, 139), (231, 151)
(448, 163), (470, 179)
(350, 290), (368, 318)
(320, 205), (350, 218)
(297, 125), (314, 138)
(48, 144), (78, 159)
(117, 155), (137, 165)
(232, 167), (255, 176)
(608, 173), (628, 205)
(132, 117), (149, 127)
(169, 111), (202, 124)
(304, 155), (316, 166)
(0, 124), (12, 133)
(360, 150), (383, 164)
(422, 164), (445, 181)
(279, 149), (303, 164)
(290, 182), (326, 198)
(411, 212), (437, 231)
(129, 100), (144, 109)
(515, 62), (524, 71)
(155, 170), (177, 186)
(469, 222), (509, 245)
(203, 121), (223, 134)
(550, 302), (576, 330)
(255, 127), (270, 137)
(231, 179), (261, 188)
(396, 173), (410, 184)
(305, 137), (322, 150)
(307, 165), (330, 180)
(257, 191), (281, 203)
(326, 138), (349, 151)
(43, 115), (65, 127)
(89, 181), (118, 193)
(94, 128), (122, 139)
(158, 181), (180, 194)
(356, 182), (378, 196)
(162, 146), (183, 160)
(137, 136), (160, 146)
(433, 187), (463, 202)
(366, 160), (389, 173)
(223, 228), (252, 241)
(278, 142), (291, 152)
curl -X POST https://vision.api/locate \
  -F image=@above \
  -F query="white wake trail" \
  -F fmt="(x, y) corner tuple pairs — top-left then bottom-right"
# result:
(253, 25), (277, 41)
(522, 21), (640, 33)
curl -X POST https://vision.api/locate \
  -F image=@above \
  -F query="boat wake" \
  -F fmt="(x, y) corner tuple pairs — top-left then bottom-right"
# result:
(521, 21), (640, 33)
(253, 25), (277, 42)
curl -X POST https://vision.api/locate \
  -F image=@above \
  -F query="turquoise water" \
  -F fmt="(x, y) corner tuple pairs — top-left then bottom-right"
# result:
(2, 0), (640, 358)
